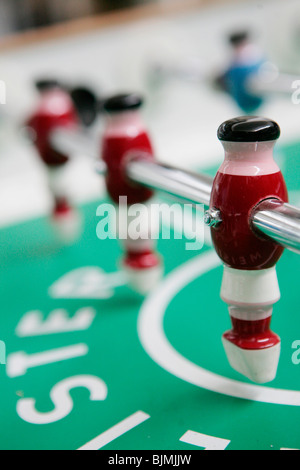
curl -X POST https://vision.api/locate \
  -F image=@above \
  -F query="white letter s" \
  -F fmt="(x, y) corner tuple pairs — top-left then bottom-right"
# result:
(17, 375), (107, 424)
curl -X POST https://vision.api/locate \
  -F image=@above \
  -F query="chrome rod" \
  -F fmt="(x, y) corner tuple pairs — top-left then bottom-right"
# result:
(248, 71), (300, 96)
(252, 199), (300, 254)
(126, 159), (300, 255)
(126, 159), (213, 207)
(50, 128), (99, 161)
(46, 130), (300, 255)
(50, 128), (107, 175)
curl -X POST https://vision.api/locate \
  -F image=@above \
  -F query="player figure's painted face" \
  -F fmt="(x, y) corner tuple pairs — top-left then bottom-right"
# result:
(220, 140), (279, 177)
(103, 109), (146, 139)
(217, 117), (282, 178)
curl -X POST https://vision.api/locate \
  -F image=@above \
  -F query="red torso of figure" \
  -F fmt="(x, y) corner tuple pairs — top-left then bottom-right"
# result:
(27, 89), (79, 167)
(102, 122), (155, 205)
(210, 143), (288, 270)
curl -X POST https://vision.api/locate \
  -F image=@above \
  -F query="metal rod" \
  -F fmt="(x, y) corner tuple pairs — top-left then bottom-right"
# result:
(50, 128), (99, 161)
(50, 128), (107, 175)
(126, 159), (213, 207)
(248, 71), (300, 96)
(47, 130), (300, 255)
(252, 199), (300, 255)
(126, 159), (300, 255)
(150, 59), (300, 96)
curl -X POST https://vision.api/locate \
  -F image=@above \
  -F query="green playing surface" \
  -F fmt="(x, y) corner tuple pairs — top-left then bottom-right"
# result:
(1, 140), (300, 451)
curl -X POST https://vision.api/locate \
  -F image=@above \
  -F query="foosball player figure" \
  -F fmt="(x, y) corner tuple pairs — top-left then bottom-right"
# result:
(216, 32), (266, 113)
(207, 116), (288, 383)
(26, 79), (82, 243)
(101, 93), (163, 295)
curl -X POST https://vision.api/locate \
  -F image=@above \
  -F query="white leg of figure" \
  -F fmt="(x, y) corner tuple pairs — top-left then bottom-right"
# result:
(47, 165), (82, 244)
(117, 203), (163, 295)
(221, 266), (281, 383)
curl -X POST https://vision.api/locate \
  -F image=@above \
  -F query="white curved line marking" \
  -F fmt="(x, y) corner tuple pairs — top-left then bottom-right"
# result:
(138, 251), (300, 406)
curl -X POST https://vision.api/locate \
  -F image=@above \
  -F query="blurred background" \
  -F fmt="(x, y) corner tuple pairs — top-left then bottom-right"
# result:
(0, 0), (299, 228)
(0, 0), (156, 35)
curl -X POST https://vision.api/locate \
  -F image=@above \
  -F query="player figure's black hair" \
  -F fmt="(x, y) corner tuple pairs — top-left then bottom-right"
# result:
(70, 87), (99, 127)
(35, 79), (62, 92)
(218, 116), (281, 143)
(228, 31), (250, 47)
(102, 93), (144, 113)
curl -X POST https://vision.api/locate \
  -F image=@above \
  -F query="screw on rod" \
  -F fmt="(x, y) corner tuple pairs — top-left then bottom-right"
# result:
(204, 208), (222, 228)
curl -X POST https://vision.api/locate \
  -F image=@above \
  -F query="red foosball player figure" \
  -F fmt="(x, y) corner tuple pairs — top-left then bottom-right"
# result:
(26, 79), (82, 243)
(101, 93), (163, 294)
(207, 116), (288, 383)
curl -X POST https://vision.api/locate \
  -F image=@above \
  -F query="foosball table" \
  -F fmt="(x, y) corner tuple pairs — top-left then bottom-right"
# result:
(1, 0), (300, 451)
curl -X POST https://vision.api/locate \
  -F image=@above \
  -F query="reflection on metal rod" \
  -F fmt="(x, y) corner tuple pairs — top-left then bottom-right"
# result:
(249, 71), (300, 96)
(252, 199), (300, 255)
(50, 128), (99, 161)
(126, 159), (300, 255)
(126, 159), (213, 207)
(50, 128), (107, 175)
(45, 131), (300, 255)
